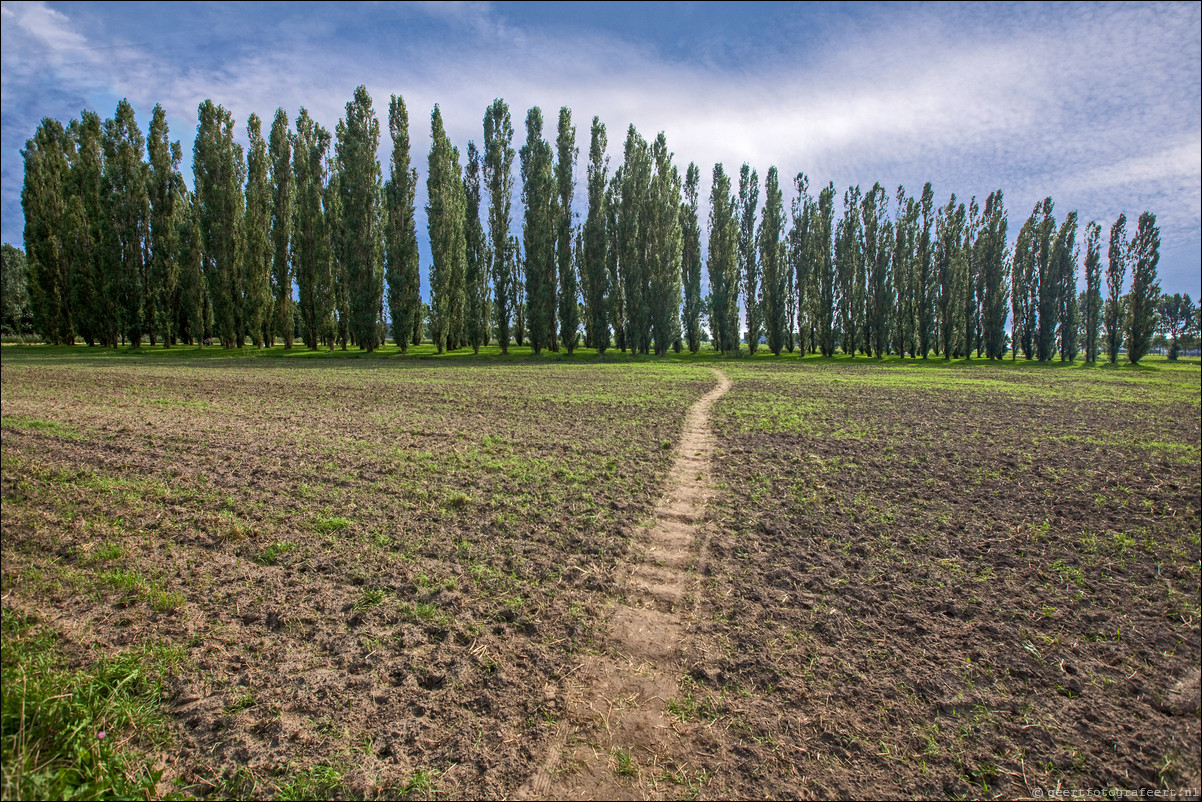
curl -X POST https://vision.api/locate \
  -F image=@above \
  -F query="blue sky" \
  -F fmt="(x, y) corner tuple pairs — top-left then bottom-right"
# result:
(3, 1), (1199, 296)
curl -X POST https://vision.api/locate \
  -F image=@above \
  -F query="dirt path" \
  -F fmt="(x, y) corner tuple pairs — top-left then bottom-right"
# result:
(519, 367), (732, 800)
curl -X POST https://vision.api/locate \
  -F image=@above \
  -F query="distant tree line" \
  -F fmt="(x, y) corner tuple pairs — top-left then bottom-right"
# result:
(15, 88), (1193, 363)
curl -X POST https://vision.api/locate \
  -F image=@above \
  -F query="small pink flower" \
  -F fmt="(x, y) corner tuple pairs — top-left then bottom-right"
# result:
(97, 731), (106, 739)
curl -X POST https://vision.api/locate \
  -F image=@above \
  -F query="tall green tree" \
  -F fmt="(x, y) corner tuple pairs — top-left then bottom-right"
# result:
(582, 116), (610, 353)
(427, 104), (468, 353)
(102, 100), (151, 347)
(65, 111), (104, 346)
(935, 194), (964, 358)
(977, 190), (1009, 360)
(835, 185), (864, 355)
(464, 141), (490, 353)
(325, 157), (349, 349)
(915, 182), (935, 358)
(554, 107), (580, 353)
(738, 165), (760, 352)
(384, 95), (420, 352)
(1125, 212), (1160, 364)
(1081, 221), (1102, 363)
(1103, 214), (1128, 363)
(520, 107), (557, 355)
(26, 133), (70, 317)
(1053, 211), (1079, 361)
(243, 113), (273, 347)
(176, 190), (207, 345)
(706, 164), (739, 354)
(646, 132), (682, 356)
(680, 162), (703, 353)
(483, 99), (516, 353)
(291, 107), (332, 350)
(605, 170), (626, 351)
(147, 105), (183, 345)
(268, 109), (294, 348)
(193, 100), (245, 347)
(618, 127), (652, 353)
(336, 86), (384, 351)
(892, 188), (919, 357)
(862, 182), (892, 358)
(758, 166), (787, 355)
(1031, 197), (1059, 361)
(814, 182), (837, 356)
(1011, 213), (1038, 360)
(960, 197), (981, 358)
(788, 173), (813, 355)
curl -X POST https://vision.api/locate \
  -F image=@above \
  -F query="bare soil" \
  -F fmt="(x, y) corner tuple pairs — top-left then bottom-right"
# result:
(2, 354), (1198, 800)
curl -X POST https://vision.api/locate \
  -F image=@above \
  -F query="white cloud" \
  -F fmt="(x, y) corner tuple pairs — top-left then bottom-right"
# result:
(2, 1), (1198, 293)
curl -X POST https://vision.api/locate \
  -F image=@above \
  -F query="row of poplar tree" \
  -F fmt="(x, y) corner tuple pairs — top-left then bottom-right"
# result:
(20, 86), (1165, 362)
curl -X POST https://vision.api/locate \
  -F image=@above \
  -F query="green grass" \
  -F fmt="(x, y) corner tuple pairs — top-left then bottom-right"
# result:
(0, 609), (179, 801)
(0, 415), (79, 439)
(253, 539), (295, 566)
(276, 764), (344, 801)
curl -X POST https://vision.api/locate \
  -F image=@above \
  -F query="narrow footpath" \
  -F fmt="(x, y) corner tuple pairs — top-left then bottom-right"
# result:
(519, 367), (732, 800)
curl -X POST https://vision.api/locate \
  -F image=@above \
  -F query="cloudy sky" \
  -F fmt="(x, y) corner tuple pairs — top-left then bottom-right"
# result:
(3, 1), (1199, 295)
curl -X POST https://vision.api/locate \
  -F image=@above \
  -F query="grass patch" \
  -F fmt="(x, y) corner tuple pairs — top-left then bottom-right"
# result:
(0, 608), (179, 800)
(0, 415), (78, 439)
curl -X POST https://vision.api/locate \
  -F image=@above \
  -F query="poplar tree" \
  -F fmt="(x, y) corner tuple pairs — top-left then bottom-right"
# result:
(892, 188), (918, 357)
(325, 159), (349, 349)
(707, 164), (739, 354)
(605, 170), (626, 351)
(1082, 221), (1102, 362)
(426, 105), (467, 352)
(511, 239), (526, 346)
(759, 166), (787, 355)
(291, 107), (331, 349)
(519, 107), (557, 354)
(103, 99), (151, 347)
(914, 183), (936, 357)
(582, 116), (609, 353)
(935, 194), (964, 358)
(835, 185), (863, 355)
(788, 173), (813, 355)
(176, 190), (206, 344)
(194, 100), (244, 347)
(1011, 214), (1037, 359)
(1052, 211), (1079, 361)
(1103, 214), (1128, 363)
(268, 109), (293, 347)
(646, 132), (682, 355)
(861, 182), (892, 357)
(680, 162), (703, 353)
(554, 108), (580, 353)
(147, 105), (183, 345)
(961, 197), (981, 358)
(483, 99), (516, 353)
(65, 111), (104, 346)
(464, 141), (490, 353)
(1031, 198), (1059, 361)
(738, 165), (760, 352)
(336, 86), (384, 351)
(1125, 212), (1160, 364)
(815, 182), (837, 356)
(384, 95), (420, 352)
(977, 190), (1009, 360)
(244, 113), (273, 347)
(618, 127), (652, 353)
(22, 118), (73, 344)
